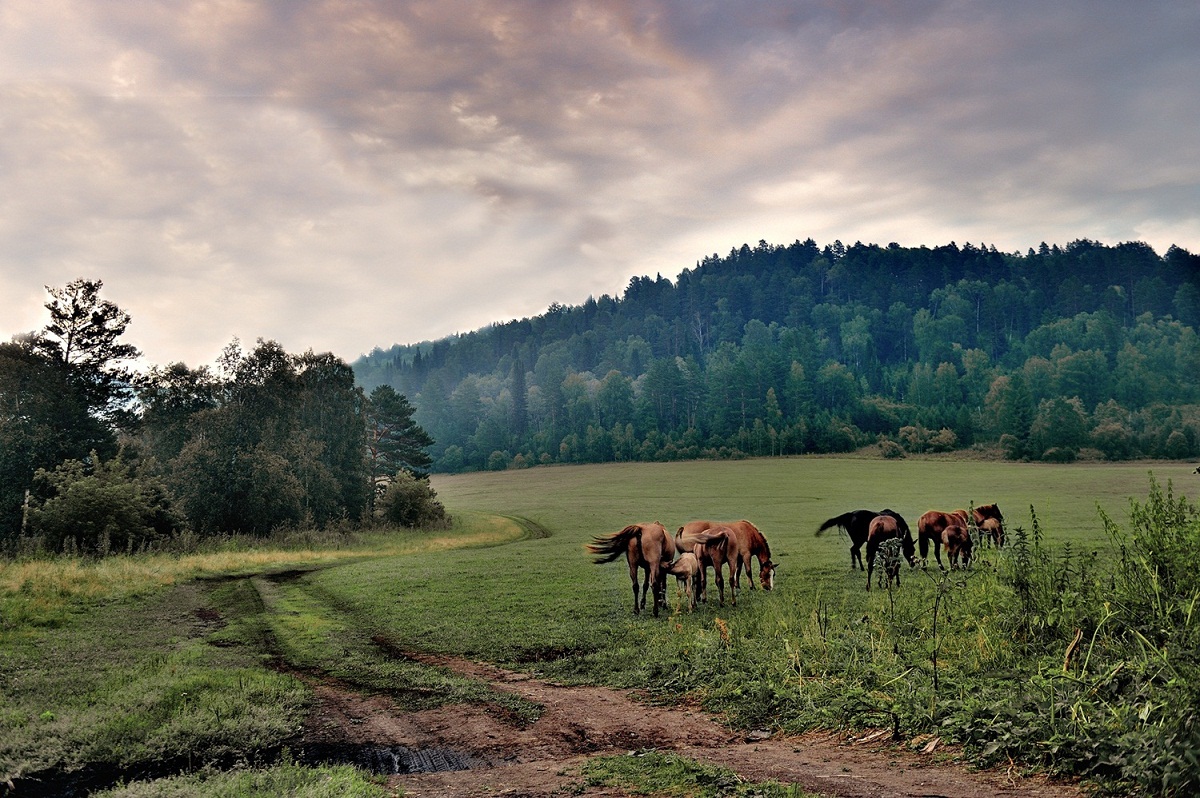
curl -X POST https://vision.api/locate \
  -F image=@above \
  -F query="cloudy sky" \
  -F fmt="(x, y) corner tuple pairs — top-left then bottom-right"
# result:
(2, 1), (1199, 368)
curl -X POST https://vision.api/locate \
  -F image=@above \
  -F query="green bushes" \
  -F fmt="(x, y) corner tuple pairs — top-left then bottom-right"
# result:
(28, 454), (185, 555)
(374, 471), (449, 529)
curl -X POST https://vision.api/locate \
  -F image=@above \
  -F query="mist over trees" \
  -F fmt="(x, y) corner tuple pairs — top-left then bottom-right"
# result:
(1, 280), (439, 553)
(354, 238), (1200, 471)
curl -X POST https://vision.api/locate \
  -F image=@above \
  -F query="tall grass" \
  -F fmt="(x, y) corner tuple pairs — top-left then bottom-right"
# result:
(0, 513), (527, 789)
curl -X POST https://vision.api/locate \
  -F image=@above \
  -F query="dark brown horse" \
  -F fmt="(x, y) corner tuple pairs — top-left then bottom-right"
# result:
(818, 509), (910, 572)
(677, 519), (776, 593)
(586, 521), (676, 616)
(865, 513), (917, 591)
(917, 509), (969, 569)
(942, 523), (973, 568)
(973, 503), (1004, 547)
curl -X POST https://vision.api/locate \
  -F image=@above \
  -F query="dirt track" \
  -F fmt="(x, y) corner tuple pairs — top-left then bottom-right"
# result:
(300, 653), (1085, 798)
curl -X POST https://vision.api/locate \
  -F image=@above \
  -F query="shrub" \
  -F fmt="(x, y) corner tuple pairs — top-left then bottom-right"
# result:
(375, 471), (450, 529)
(30, 454), (185, 555)
(1041, 446), (1077, 463)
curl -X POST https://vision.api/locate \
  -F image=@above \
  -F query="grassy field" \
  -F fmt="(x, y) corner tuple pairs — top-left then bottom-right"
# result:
(2, 456), (1195, 795)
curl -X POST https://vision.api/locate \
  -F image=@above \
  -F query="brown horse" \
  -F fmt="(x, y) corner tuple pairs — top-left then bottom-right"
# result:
(973, 504), (1005, 547)
(663, 551), (702, 612)
(917, 509), (969, 569)
(677, 519), (776, 594)
(819, 509), (910, 573)
(586, 521), (676, 616)
(865, 513), (917, 591)
(737, 522), (777, 592)
(979, 517), (1003, 549)
(690, 527), (738, 606)
(942, 523), (973, 568)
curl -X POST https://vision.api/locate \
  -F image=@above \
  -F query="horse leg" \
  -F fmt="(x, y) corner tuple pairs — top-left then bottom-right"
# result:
(727, 559), (737, 606)
(629, 566), (641, 614)
(850, 542), (863, 570)
(865, 541), (876, 591)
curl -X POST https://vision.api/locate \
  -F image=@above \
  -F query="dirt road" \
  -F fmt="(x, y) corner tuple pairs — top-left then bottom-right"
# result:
(300, 653), (1084, 798)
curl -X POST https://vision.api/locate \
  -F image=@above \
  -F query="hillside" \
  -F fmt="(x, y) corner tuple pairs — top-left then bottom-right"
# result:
(353, 238), (1200, 472)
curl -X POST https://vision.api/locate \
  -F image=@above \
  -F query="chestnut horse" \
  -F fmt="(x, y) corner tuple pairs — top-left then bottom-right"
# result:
(917, 509), (969, 569)
(677, 519), (776, 594)
(818, 509), (910, 572)
(586, 521), (676, 616)
(942, 523), (973, 568)
(973, 503), (1004, 547)
(690, 527), (738, 606)
(865, 512), (917, 591)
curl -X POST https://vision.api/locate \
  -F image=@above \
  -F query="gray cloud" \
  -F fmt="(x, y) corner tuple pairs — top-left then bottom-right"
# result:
(2, 0), (1198, 368)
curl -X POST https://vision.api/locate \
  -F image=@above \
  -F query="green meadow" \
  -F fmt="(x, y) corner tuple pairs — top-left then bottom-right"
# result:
(2, 456), (1196, 795)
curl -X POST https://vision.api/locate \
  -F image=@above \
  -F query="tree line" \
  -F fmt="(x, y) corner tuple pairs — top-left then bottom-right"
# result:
(353, 237), (1200, 471)
(1, 279), (440, 554)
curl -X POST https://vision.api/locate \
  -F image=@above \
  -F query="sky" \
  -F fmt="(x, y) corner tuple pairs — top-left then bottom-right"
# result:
(2, 1), (1199, 369)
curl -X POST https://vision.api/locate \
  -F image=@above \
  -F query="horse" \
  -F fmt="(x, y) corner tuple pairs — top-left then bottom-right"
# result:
(979, 517), (1003, 549)
(865, 512), (917, 591)
(586, 521), (676, 616)
(973, 503), (1004, 547)
(690, 527), (738, 606)
(942, 523), (973, 568)
(663, 552), (702, 612)
(917, 509), (969, 569)
(818, 509), (910, 572)
(816, 509), (876, 570)
(678, 519), (775, 593)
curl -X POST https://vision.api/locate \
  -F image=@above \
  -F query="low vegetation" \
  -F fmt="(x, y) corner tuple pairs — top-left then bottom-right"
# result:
(581, 749), (820, 796)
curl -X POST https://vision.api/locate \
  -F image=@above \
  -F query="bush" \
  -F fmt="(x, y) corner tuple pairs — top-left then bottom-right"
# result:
(878, 439), (906, 459)
(1041, 446), (1077, 463)
(30, 454), (185, 555)
(375, 471), (450, 529)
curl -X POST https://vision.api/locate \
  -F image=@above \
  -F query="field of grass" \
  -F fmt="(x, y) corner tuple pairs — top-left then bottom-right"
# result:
(2, 456), (1196, 795)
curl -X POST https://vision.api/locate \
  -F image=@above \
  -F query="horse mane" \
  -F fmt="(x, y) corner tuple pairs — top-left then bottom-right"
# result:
(585, 524), (641, 564)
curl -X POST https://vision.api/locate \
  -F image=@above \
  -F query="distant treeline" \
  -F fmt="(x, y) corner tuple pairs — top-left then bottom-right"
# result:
(354, 238), (1200, 470)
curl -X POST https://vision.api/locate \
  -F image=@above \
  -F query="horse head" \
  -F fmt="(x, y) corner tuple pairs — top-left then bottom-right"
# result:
(759, 559), (777, 590)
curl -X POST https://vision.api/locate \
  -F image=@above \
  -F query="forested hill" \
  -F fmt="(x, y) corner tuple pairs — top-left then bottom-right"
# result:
(353, 238), (1200, 472)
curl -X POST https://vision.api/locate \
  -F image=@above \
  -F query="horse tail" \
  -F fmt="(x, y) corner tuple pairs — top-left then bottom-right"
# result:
(586, 525), (641, 564)
(816, 512), (853, 536)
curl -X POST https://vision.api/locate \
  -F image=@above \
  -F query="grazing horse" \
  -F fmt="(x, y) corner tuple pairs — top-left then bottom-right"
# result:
(818, 509), (910, 572)
(942, 523), (973, 568)
(586, 521), (676, 616)
(865, 513), (917, 591)
(917, 509), (969, 569)
(737, 522), (777, 592)
(973, 504), (1004, 547)
(691, 527), (738, 606)
(678, 519), (776, 593)
(664, 552), (702, 612)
